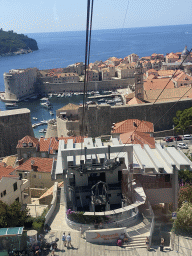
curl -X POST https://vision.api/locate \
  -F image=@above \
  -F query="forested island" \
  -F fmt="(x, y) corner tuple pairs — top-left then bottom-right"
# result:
(0, 29), (38, 56)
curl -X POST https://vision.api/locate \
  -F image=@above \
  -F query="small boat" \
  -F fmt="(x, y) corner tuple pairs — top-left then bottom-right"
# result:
(57, 94), (61, 98)
(39, 128), (47, 133)
(33, 117), (38, 120)
(49, 111), (54, 115)
(5, 103), (18, 108)
(40, 97), (49, 102)
(30, 95), (37, 99)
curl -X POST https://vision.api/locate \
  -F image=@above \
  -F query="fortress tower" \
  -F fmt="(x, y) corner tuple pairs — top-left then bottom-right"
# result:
(4, 68), (37, 101)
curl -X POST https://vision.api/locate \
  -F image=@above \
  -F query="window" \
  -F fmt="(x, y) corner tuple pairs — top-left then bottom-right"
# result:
(1, 192), (3, 197)
(3, 190), (6, 196)
(13, 182), (17, 191)
(39, 174), (42, 179)
(15, 197), (19, 202)
(33, 174), (36, 178)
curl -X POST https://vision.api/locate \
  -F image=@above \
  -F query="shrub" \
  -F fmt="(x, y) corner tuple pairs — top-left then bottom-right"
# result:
(174, 202), (192, 233)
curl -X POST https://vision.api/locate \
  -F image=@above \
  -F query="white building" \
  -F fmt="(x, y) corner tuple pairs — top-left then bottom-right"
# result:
(0, 164), (31, 205)
(53, 137), (192, 216)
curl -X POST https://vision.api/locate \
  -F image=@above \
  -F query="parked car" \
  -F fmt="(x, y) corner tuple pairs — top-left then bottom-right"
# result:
(177, 143), (188, 149)
(183, 134), (192, 140)
(165, 137), (173, 142)
(174, 136), (182, 141)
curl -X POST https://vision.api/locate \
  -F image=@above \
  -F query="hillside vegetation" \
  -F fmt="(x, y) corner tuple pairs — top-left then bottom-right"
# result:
(0, 29), (38, 55)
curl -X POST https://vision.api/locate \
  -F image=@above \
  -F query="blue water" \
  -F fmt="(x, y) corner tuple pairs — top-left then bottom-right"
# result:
(0, 24), (192, 137)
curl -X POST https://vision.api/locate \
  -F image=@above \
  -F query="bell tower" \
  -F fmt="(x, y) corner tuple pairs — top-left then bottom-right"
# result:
(134, 61), (144, 100)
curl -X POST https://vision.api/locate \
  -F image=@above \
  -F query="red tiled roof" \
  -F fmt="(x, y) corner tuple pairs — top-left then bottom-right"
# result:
(166, 52), (179, 59)
(17, 135), (39, 148)
(172, 72), (192, 83)
(127, 97), (144, 105)
(112, 119), (154, 134)
(39, 137), (58, 154)
(144, 86), (192, 103)
(39, 182), (63, 199)
(0, 165), (16, 180)
(144, 77), (174, 91)
(120, 131), (155, 148)
(15, 157), (53, 173)
(58, 103), (79, 111)
(39, 136), (87, 153)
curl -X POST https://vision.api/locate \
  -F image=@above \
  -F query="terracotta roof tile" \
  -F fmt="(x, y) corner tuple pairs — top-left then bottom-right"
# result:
(0, 165), (16, 180)
(157, 70), (176, 76)
(2, 156), (17, 167)
(120, 131), (155, 148)
(128, 97), (144, 105)
(39, 182), (63, 199)
(58, 103), (79, 111)
(112, 119), (154, 134)
(39, 137), (59, 154)
(144, 86), (192, 103)
(144, 77), (174, 91)
(17, 135), (39, 149)
(166, 52), (179, 59)
(15, 157), (53, 173)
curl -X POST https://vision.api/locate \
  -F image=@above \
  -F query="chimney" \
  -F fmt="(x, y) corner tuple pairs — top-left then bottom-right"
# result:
(18, 158), (24, 166)
(31, 160), (35, 170)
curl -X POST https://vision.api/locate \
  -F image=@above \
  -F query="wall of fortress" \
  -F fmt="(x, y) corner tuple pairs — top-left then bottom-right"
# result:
(0, 108), (34, 157)
(38, 78), (135, 93)
(78, 99), (192, 137)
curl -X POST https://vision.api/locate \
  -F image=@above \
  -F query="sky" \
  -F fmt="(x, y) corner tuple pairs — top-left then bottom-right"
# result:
(0, 0), (192, 33)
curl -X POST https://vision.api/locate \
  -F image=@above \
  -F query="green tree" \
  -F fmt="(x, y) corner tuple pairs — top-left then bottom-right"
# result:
(178, 169), (192, 184)
(0, 201), (29, 228)
(173, 107), (192, 132)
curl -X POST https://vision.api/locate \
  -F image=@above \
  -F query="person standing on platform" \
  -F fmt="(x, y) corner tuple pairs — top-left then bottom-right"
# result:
(62, 232), (67, 247)
(160, 237), (164, 251)
(67, 233), (72, 248)
(145, 236), (150, 251)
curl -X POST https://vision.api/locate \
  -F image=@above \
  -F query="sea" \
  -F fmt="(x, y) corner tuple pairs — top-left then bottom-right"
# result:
(0, 24), (192, 138)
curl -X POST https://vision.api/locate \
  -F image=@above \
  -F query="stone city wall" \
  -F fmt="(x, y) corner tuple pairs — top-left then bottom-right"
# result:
(38, 78), (135, 93)
(0, 108), (34, 157)
(79, 99), (192, 137)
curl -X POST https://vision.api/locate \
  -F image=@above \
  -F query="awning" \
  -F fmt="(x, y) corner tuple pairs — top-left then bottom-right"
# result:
(0, 227), (23, 237)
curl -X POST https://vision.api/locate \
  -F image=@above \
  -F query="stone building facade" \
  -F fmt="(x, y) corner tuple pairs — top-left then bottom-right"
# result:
(4, 68), (38, 101)
(0, 108), (34, 157)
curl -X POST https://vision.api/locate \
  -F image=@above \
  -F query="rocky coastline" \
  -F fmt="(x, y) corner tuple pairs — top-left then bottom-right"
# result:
(0, 48), (34, 57)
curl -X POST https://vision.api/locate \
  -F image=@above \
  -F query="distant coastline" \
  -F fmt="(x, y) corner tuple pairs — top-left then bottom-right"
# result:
(0, 29), (38, 57)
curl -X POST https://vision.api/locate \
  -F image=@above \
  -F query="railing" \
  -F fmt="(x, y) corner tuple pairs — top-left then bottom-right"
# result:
(148, 200), (155, 248)
(66, 207), (139, 231)
(44, 182), (58, 225)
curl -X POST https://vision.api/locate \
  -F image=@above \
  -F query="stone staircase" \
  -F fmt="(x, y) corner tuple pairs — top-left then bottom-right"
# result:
(121, 203), (153, 248)
(122, 235), (147, 248)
